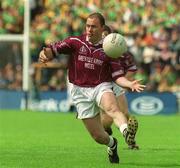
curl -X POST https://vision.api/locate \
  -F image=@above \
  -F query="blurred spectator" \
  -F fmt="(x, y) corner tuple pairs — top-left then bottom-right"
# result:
(8, 71), (22, 90)
(48, 69), (67, 90)
(141, 43), (156, 75)
(158, 78), (171, 92)
(4, 63), (14, 87)
(0, 42), (23, 91)
(157, 40), (174, 66)
(169, 28), (180, 70)
(134, 67), (149, 85)
(129, 35), (143, 66)
(171, 78), (180, 92)
(0, 0), (24, 34)
(0, 0), (179, 92)
(0, 68), (7, 89)
(147, 62), (162, 91)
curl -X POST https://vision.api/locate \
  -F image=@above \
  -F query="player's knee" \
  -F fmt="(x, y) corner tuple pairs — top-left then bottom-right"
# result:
(101, 118), (113, 127)
(106, 105), (119, 115)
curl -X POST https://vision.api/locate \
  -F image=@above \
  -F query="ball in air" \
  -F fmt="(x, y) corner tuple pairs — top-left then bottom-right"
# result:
(103, 33), (127, 58)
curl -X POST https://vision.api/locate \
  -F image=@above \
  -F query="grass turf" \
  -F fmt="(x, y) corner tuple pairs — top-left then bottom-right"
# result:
(0, 110), (180, 168)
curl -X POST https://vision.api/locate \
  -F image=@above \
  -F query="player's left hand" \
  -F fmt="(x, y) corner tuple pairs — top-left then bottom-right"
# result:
(130, 79), (146, 92)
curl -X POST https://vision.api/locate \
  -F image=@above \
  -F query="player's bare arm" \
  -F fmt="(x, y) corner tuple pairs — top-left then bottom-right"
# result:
(115, 77), (146, 92)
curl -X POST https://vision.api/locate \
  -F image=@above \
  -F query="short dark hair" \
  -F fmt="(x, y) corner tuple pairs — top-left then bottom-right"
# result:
(87, 12), (105, 26)
(103, 25), (112, 34)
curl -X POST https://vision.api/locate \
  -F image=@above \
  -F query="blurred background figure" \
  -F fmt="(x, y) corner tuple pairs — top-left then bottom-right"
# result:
(0, 0), (179, 92)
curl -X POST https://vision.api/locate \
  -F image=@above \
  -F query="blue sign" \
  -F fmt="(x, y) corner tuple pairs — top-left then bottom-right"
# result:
(0, 90), (178, 114)
(27, 91), (70, 112)
(0, 90), (25, 109)
(126, 92), (178, 115)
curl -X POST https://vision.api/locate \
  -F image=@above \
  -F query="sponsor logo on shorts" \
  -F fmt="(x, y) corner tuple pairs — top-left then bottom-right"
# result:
(130, 96), (164, 115)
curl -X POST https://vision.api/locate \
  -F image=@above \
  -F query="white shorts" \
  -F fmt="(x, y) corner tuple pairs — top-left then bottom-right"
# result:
(70, 82), (113, 119)
(67, 78), (73, 106)
(112, 82), (125, 97)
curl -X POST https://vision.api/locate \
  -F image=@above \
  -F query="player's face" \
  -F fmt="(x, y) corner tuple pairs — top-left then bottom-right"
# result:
(86, 17), (103, 44)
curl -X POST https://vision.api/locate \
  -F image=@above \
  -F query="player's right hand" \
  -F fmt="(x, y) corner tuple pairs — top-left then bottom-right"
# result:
(39, 47), (53, 63)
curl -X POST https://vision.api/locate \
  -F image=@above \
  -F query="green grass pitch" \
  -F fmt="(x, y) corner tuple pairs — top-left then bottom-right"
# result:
(0, 110), (180, 168)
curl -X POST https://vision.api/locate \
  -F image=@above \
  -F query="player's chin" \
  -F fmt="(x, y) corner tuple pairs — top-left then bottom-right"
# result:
(89, 38), (96, 44)
(88, 35), (93, 40)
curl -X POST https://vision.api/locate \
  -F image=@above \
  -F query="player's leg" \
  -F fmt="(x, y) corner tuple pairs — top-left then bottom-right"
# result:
(100, 94), (128, 135)
(99, 91), (129, 134)
(82, 114), (119, 163)
(99, 91), (137, 149)
(82, 114), (111, 144)
(117, 94), (139, 149)
(71, 83), (119, 163)
(100, 83), (128, 135)
(116, 94), (129, 119)
(100, 111), (113, 135)
(113, 83), (139, 149)
(100, 89), (139, 149)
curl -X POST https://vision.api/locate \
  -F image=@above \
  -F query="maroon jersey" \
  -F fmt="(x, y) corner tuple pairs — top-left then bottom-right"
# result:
(110, 51), (137, 79)
(48, 34), (136, 87)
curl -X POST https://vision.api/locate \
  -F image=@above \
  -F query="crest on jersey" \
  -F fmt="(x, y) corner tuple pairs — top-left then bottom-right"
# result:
(79, 45), (87, 54)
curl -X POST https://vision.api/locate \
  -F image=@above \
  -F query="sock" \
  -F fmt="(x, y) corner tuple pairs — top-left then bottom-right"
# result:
(119, 123), (128, 134)
(107, 136), (115, 148)
(123, 128), (128, 137)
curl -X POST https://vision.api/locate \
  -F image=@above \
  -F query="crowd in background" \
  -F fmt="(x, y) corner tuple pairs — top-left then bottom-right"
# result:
(0, 0), (179, 92)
